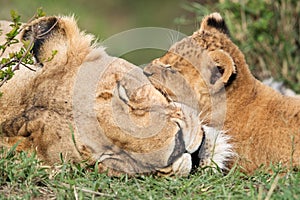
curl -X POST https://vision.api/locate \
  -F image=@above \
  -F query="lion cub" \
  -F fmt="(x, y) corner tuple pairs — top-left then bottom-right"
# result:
(145, 13), (300, 173)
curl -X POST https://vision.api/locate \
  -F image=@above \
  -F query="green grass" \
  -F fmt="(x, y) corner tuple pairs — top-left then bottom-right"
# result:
(1, 147), (299, 199)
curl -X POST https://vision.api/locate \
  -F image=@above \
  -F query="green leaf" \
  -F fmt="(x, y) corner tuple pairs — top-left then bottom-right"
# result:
(8, 52), (15, 59)
(45, 49), (58, 62)
(36, 7), (46, 18)
(1, 57), (10, 64)
(0, 70), (5, 79)
(22, 40), (32, 49)
(10, 10), (21, 24)
(5, 66), (14, 79)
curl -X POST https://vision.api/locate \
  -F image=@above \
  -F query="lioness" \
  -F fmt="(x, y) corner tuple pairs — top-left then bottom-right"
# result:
(0, 16), (233, 176)
(144, 13), (300, 173)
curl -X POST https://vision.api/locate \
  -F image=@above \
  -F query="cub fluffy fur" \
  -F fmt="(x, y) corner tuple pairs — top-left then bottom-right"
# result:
(145, 13), (300, 173)
(0, 17), (233, 176)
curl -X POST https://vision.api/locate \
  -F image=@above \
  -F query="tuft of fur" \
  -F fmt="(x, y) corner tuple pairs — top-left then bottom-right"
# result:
(200, 125), (234, 171)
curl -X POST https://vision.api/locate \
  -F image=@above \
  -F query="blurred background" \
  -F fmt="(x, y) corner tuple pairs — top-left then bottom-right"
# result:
(0, 0), (299, 92)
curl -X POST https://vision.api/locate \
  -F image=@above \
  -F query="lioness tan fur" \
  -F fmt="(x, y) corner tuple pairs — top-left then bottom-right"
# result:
(0, 16), (233, 176)
(145, 13), (300, 173)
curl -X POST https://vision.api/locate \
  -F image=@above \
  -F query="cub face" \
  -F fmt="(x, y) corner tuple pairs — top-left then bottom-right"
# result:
(144, 13), (241, 126)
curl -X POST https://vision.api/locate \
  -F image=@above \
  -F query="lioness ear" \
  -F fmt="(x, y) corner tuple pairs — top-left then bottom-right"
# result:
(199, 12), (230, 37)
(208, 50), (236, 93)
(21, 16), (62, 65)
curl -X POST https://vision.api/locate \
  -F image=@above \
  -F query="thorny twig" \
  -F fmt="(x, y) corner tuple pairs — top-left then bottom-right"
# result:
(0, 9), (46, 89)
(0, 59), (36, 71)
(0, 38), (34, 88)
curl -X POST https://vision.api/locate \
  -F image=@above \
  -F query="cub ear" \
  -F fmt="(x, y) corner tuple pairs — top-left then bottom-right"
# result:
(199, 12), (230, 36)
(208, 50), (236, 93)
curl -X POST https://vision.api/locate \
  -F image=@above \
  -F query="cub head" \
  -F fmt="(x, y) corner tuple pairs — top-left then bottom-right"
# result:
(21, 16), (94, 68)
(144, 13), (252, 124)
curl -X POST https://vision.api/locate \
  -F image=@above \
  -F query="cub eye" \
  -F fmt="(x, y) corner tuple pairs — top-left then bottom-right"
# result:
(164, 64), (176, 74)
(165, 64), (172, 69)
